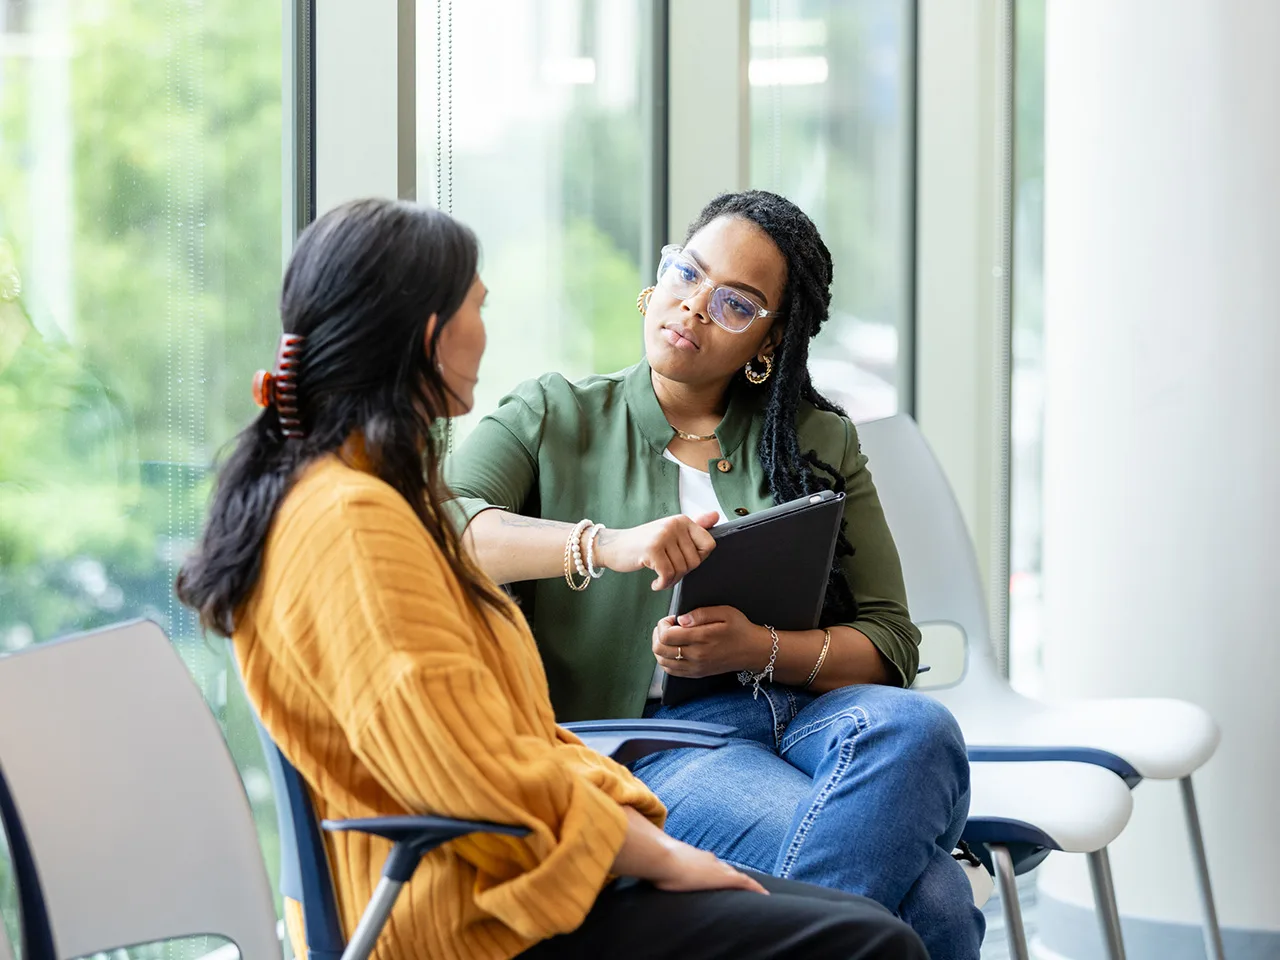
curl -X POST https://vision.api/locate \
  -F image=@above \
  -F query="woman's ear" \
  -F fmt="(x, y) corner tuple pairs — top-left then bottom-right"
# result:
(424, 313), (440, 356)
(762, 324), (784, 358)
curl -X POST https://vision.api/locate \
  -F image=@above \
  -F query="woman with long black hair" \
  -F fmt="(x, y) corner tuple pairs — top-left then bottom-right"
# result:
(175, 197), (924, 960)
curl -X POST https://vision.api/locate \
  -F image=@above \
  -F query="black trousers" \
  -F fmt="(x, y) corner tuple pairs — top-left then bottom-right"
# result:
(517, 871), (928, 960)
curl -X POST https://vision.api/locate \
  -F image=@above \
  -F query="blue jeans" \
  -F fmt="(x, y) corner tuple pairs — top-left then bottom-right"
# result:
(633, 683), (984, 960)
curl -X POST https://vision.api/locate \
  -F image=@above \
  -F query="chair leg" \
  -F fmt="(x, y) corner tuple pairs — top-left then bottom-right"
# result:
(1180, 776), (1226, 960)
(340, 877), (405, 960)
(990, 844), (1030, 960)
(1087, 847), (1127, 960)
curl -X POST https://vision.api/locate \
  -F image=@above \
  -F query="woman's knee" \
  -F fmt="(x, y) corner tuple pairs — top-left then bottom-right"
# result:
(895, 691), (964, 750)
(881, 693), (969, 796)
(804, 686), (964, 751)
(789, 686), (969, 794)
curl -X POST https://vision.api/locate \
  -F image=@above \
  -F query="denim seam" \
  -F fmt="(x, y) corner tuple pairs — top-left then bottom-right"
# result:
(780, 706), (872, 754)
(763, 686), (788, 749)
(777, 706), (870, 879)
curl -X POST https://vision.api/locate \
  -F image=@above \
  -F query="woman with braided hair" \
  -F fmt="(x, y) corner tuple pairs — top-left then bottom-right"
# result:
(450, 190), (984, 958)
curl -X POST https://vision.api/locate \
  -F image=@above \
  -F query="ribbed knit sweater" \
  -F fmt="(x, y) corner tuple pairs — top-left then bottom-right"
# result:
(234, 454), (666, 960)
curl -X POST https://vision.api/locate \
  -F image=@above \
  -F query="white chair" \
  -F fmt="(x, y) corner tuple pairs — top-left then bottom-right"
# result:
(0, 620), (282, 960)
(965, 761), (1133, 959)
(858, 414), (1155, 960)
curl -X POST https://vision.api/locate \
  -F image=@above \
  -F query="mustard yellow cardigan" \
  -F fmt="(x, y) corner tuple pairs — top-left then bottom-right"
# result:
(234, 455), (666, 960)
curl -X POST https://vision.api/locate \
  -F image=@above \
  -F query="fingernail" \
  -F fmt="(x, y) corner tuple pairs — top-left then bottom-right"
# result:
(678, 614), (693, 626)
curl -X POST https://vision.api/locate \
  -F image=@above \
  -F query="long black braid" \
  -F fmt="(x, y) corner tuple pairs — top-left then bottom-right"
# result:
(685, 190), (858, 624)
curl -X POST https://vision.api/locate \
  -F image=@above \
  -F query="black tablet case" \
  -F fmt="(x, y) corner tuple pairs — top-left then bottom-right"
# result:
(660, 490), (846, 706)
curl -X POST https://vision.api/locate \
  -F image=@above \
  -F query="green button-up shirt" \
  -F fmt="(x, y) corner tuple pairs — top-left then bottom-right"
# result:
(447, 360), (920, 722)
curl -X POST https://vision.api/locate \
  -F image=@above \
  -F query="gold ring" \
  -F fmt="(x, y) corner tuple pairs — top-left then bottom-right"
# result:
(675, 646), (684, 660)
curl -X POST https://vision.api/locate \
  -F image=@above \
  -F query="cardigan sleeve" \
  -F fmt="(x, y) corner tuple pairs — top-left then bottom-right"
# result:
(829, 418), (922, 686)
(312, 483), (654, 940)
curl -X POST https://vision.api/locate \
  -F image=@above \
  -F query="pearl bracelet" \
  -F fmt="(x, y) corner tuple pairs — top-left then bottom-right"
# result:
(584, 523), (606, 578)
(563, 519), (593, 591)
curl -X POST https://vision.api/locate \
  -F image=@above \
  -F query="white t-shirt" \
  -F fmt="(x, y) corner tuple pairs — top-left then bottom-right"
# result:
(648, 449), (728, 698)
(661, 448), (728, 526)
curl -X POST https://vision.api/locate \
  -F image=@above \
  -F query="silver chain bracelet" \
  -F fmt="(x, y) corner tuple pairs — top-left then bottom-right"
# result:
(738, 625), (779, 700)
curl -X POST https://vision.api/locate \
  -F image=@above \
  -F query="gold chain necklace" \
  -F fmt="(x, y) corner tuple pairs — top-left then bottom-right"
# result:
(670, 425), (717, 443)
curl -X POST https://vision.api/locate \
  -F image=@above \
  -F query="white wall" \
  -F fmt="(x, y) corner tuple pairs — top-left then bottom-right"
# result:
(1038, 0), (1280, 948)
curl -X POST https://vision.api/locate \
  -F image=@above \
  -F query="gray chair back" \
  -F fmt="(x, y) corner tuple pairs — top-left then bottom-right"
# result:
(0, 620), (279, 960)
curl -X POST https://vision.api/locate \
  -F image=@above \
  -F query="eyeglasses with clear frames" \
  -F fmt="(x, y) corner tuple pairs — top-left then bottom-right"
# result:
(655, 244), (778, 333)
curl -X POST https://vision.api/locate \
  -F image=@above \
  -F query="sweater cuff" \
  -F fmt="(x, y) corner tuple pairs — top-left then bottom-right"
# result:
(473, 778), (629, 940)
(556, 740), (667, 828)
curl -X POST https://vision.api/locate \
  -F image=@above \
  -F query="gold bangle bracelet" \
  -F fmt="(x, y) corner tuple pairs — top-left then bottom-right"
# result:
(804, 629), (832, 688)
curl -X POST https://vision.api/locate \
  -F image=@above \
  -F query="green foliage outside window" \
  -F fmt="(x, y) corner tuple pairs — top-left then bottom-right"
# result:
(0, 1), (284, 955)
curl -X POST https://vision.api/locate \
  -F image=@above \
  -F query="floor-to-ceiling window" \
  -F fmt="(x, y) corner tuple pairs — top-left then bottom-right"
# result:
(0, 0), (284, 952)
(418, 0), (657, 435)
(414, 0), (913, 427)
(747, 0), (914, 420)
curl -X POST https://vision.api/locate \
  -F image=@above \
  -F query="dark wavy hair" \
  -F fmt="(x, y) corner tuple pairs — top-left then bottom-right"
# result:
(685, 190), (858, 623)
(176, 198), (508, 636)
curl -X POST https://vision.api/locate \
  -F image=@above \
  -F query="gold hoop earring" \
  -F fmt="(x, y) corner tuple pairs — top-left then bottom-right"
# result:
(744, 354), (773, 385)
(636, 286), (655, 315)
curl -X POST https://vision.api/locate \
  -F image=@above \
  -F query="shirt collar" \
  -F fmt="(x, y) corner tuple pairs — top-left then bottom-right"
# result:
(624, 359), (759, 459)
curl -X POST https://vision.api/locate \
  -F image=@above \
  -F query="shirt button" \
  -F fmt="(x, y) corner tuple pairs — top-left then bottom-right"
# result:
(716, 459), (732, 473)
(734, 507), (749, 516)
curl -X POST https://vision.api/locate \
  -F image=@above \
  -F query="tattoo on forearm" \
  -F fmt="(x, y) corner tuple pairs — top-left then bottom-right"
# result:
(496, 512), (568, 531)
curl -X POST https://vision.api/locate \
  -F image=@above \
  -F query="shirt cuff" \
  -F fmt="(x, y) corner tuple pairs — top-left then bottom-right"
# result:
(837, 618), (920, 688)
(443, 496), (505, 536)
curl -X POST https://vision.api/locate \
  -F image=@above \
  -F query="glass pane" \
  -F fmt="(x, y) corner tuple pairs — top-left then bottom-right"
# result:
(1009, 0), (1046, 696)
(417, 0), (652, 437)
(0, 0), (284, 949)
(748, 0), (913, 421)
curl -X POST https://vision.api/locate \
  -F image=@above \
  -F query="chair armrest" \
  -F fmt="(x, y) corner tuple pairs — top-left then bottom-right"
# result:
(563, 719), (737, 766)
(323, 816), (528, 882)
(564, 719), (737, 737)
(965, 745), (1142, 788)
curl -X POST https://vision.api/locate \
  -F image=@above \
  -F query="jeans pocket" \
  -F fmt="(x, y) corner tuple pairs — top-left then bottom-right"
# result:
(763, 686), (817, 749)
